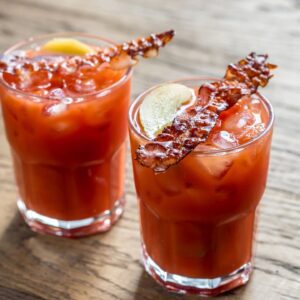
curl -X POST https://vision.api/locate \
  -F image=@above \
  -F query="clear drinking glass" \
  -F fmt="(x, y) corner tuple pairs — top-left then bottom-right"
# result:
(128, 78), (274, 296)
(0, 33), (132, 237)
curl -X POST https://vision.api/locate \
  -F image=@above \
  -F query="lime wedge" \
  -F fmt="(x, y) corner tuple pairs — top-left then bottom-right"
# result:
(139, 83), (195, 138)
(42, 38), (94, 55)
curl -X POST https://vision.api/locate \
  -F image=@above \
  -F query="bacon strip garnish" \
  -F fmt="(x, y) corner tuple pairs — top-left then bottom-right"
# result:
(136, 53), (277, 173)
(0, 30), (175, 74)
(103, 30), (175, 69)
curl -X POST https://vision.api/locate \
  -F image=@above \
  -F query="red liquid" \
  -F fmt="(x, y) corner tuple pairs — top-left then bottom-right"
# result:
(130, 89), (273, 279)
(0, 43), (131, 229)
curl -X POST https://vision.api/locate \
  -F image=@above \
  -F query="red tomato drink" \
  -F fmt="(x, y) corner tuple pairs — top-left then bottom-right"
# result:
(129, 77), (274, 296)
(0, 34), (132, 237)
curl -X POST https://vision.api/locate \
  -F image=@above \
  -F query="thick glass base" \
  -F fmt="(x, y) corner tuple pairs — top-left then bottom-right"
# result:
(142, 245), (252, 296)
(17, 196), (125, 237)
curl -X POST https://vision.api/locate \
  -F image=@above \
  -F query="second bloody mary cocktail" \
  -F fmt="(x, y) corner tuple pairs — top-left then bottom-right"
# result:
(0, 33), (131, 237)
(129, 53), (276, 296)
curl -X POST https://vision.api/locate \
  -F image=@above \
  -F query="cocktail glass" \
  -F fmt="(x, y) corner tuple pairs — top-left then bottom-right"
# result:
(129, 77), (274, 296)
(0, 33), (132, 237)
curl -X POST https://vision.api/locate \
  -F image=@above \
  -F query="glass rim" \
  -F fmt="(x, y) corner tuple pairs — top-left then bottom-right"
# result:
(128, 76), (274, 156)
(0, 32), (132, 100)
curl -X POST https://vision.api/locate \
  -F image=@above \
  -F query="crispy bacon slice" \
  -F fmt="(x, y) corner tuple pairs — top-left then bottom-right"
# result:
(104, 30), (175, 69)
(136, 53), (276, 173)
(0, 30), (175, 74)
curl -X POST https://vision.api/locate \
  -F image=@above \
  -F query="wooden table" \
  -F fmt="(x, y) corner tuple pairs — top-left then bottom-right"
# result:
(0, 0), (299, 299)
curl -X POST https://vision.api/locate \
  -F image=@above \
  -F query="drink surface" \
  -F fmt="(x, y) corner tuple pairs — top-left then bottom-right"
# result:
(1, 47), (126, 100)
(136, 88), (268, 151)
(129, 81), (273, 279)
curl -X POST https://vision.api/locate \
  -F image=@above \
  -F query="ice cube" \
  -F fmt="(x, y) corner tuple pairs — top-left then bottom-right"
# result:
(211, 130), (238, 149)
(240, 123), (266, 143)
(2, 71), (20, 88)
(8, 66), (31, 90)
(3, 51), (26, 64)
(249, 94), (263, 114)
(224, 110), (255, 132)
(59, 61), (77, 75)
(78, 79), (96, 93)
(44, 102), (67, 116)
(155, 167), (185, 195)
(67, 78), (97, 94)
(51, 121), (72, 133)
(31, 69), (52, 89)
(17, 69), (51, 91)
(199, 156), (233, 179)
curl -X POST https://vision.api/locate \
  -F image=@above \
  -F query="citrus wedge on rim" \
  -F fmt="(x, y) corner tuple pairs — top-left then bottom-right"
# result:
(139, 83), (195, 138)
(42, 38), (94, 55)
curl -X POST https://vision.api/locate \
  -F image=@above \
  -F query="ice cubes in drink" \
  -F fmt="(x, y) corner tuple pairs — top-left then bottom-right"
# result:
(74, 78), (97, 93)
(44, 102), (67, 116)
(200, 156), (233, 179)
(220, 96), (265, 143)
(210, 130), (238, 149)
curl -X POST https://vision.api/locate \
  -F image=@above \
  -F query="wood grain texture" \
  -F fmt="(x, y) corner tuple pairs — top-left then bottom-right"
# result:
(0, 0), (300, 299)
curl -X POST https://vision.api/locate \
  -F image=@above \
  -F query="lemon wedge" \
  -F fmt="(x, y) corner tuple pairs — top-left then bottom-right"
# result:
(42, 38), (94, 55)
(139, 83), (195, 139)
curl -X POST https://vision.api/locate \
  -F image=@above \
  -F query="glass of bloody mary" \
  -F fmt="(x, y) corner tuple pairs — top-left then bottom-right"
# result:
(0, 33), (132, 237)
(129, 77), (274, 296)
